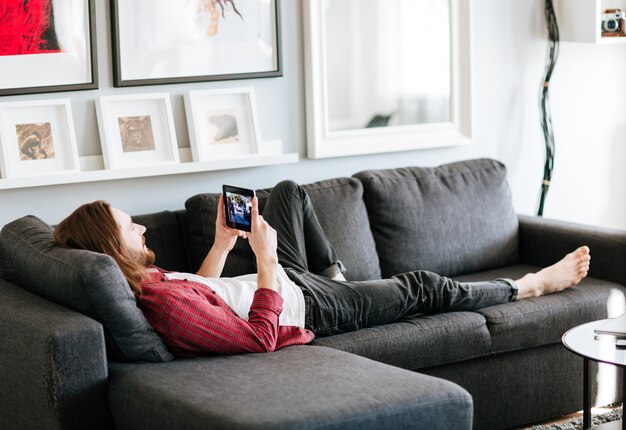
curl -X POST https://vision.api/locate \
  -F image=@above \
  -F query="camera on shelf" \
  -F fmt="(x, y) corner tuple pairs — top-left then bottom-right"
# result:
(601, 9), (626, 36)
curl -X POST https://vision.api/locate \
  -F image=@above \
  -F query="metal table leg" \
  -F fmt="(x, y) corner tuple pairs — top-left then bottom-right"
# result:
(622, 367), (625, 430)
(584, 358), (591, 430)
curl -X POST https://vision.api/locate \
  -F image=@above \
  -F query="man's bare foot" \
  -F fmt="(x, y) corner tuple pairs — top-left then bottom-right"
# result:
(515, 246), (591, 299)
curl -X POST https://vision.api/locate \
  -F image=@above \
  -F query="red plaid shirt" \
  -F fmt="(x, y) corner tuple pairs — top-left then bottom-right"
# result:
(137, 267), (314, 356)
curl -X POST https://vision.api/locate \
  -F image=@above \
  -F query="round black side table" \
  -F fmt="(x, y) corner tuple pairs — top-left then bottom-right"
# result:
(563, 320), (626, 430)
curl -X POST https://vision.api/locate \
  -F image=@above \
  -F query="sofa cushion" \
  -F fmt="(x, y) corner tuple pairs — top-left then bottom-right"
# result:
(354, 158), (519, 278)
(0, 278), (112, 430)
(0, 240), (16, 281)
(313, 312), (491, 370)
(455, 264), (626, 354)
(108, 345), (473, 430)
(132, 211), (190, 273)
(301, 178), (381, 280)
(185, 178), (381, 280)
(0, 216), (173, 362)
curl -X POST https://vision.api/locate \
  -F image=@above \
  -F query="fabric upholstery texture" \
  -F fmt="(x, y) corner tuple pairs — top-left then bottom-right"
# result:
(0, 240), (16, 281)
(313, 312), (491, 370)
(185, 178), (381, 280)
(300, 178), (381, 280)
(0, 278), (112, 430)
(455, 264), (624, 353)
(108, 345), (473, 430)
(313, 264), (624, 370)
(518, 214), (626, 285)
(422, 343), (609, 430)
(0, 216), (172, 362)
(354, 158), (519, 278)
(132, 211), (190, 273)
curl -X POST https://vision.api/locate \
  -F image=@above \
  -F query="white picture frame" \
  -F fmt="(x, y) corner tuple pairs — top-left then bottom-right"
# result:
(303, 0), (473, 159)
(0, 99), (80, 179)
(184, 87), (261, 161)
(96, 93), (179, 170)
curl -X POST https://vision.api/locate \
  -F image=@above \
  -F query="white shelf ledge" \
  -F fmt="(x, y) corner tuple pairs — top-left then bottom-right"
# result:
(0, 142), (299, 191)
(556, 0), (626, 44)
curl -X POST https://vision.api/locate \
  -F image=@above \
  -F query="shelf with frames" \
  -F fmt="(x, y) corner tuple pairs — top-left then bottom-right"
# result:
(556, 0), (626, 44)
(0, 140), (298, 191)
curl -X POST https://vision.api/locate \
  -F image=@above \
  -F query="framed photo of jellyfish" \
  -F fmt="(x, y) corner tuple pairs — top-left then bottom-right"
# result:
(111, 0), (282, 87)
(183, 87), (260, 161)
(0, 0), (98, 96)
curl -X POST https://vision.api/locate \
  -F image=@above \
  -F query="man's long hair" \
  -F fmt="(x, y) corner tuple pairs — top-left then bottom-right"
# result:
(54, 201), (148, 296)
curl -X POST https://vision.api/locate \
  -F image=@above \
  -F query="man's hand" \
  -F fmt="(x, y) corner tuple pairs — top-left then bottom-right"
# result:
(247, 197), (278, 270)
(247, 197), (278, 292)
(214, 193), (246, 253)
(195, 194), (246, 278)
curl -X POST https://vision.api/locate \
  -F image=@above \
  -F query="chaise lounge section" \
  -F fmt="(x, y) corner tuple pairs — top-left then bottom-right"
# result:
(0, 278), (472, 429)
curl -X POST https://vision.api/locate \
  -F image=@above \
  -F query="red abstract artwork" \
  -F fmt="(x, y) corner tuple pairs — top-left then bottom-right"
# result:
(0, 0), (61, 56)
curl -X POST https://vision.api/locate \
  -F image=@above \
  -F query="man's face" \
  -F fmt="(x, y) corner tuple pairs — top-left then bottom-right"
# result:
(110, 207), (155, 266)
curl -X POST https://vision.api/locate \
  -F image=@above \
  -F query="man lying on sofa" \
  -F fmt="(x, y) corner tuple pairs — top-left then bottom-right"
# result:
(54, 181), (591, 357)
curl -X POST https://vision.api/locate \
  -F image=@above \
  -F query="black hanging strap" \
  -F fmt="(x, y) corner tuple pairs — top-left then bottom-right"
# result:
(538, 0), (560, 216)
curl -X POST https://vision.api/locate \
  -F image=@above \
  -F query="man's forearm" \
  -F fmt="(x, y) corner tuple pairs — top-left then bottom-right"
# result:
(256, 260), (278, 292)
(196, 245), (230, 278)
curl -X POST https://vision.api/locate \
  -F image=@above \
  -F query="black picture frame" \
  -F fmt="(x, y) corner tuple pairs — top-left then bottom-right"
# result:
(0, 0), (98, 97)
(111, 0), (282, 88)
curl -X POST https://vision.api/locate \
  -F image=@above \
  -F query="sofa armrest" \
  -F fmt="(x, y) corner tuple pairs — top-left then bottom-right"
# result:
(518, 214), (626, 284)
(0, 278), (112, 430)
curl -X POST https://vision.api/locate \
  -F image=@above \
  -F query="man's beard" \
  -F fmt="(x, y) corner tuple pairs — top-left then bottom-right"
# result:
(144, 248), (156, 266)
(129, 247), (156, 266)
(139, 235), (155, 266)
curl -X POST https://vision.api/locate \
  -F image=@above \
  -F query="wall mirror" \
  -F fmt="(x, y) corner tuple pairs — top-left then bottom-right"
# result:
(303, 0), (472, 158)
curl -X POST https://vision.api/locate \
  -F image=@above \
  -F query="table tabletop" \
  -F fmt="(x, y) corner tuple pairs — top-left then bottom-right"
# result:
(562, 319), (626, 368)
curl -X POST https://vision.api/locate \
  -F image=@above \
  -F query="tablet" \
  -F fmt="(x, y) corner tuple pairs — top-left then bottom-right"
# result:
(222, 185), (255, 232)
(594, 312), (626, 338)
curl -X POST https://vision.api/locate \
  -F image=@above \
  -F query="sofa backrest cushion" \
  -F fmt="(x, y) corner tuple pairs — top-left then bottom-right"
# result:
(132, 211), (191, 273)
(185, 178), (381, 280)
(302, 178), (381, 280)
(354, 158), (519, 278)
(0, 216), (173, 362)
(0, 240), (16, 281)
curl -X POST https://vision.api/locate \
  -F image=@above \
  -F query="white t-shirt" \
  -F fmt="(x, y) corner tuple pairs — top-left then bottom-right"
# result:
(161, 265), (306, 328)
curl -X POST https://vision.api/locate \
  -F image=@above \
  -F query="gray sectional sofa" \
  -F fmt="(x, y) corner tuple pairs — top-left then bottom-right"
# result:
(1, 158), (625, 429)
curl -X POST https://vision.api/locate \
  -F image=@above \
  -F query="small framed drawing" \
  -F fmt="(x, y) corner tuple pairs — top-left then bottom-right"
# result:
(184, 87), (261, 161)
(0, 99), (80, 178)
(96, 93), (179, 170)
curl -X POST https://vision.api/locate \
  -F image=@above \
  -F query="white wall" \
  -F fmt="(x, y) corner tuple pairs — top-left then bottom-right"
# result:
(1, 0), (625, 231)
(483, 0), (626, 228)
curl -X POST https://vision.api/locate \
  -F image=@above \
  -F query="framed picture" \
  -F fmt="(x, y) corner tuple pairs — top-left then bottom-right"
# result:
(303, 0), (472, 158)
(96, 93), (179, 170)
(0, 0), (98, 96)
(110, 0), (281, 87)
(0, 99), (80, 178)
(184, 87), (261, 161)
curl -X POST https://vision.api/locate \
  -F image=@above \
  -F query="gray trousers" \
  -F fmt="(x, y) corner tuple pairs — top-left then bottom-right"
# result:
(262, 180), (517, 337)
